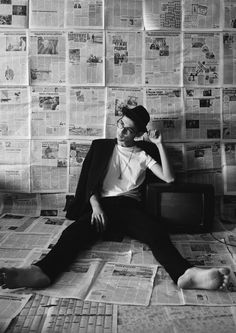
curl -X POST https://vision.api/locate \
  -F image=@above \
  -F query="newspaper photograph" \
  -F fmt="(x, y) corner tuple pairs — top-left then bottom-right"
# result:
(0, 0), (28, 28)
(105, 0), (143, 29)
(0, 165), (30, 193)
(0, 30), (28, 86)
(223, 143), (236, 193)
(31, 140), (68, 193)
(69, 141), (91, 193)
(86, 262), (157, 306)
(144, 31), (181, 86)
(105, 87), (144, 138)
(0, 140), (30, 165)
(223, 32), (236, 85)
(223, 88), (236, 139)
(29, 31), (66, 85)
(31, 86), (66, 138)
(224, 0), (236, 29)
(0, 292), (31, 333)
(65, 0), (104, 28)
(0, 86), (30, 137)
(184, 88), (221, 140)
(106, 31), (142, 86)
(183, 32), (220, 86)
(67, 31), (104, 85)
(40, 193), (67, 217)
(29, 0), (65, 28)
(0, 193), (40, 217)
(185, 142), (221, 171)
(183, 0), (221, 30)
(145, 88), (183, 140)
(143, 0), (181, 30)
(69, 87), (105, 139)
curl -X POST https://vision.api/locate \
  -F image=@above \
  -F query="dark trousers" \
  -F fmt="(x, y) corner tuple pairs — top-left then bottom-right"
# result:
(35, 196), (192, 284)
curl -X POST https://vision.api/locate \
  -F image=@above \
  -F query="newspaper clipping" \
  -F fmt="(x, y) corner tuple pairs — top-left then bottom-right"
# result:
(0, 0), (28, 28)
(29, 0), (65, 28)
(223, 32), (236, 85)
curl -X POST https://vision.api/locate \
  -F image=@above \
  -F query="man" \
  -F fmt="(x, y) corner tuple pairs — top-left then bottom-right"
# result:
(0, 106), (229, 290)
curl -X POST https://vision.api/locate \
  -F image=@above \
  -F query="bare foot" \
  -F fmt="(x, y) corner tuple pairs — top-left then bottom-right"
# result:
(177, 267), (230, 290)
(0, 265), (51, 289)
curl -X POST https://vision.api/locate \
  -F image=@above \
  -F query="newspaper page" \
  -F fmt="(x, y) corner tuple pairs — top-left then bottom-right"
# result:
(144, 31), (181, 86)
(69, 87), (105, 139)
(223, 88), (236, 139)
(77, 249), (132, 264)
(29, 31), (66, 85)
(0, 213), (35, 232)
(223, 32), (236, 85)
(0, 0), (28, 28)
(25, 216), (68, 238)
(31, 140), (68, 193)
(69, 141), (91, 193)
(65, 0), (104, 28)
(143, 0), (181, 30)
(29, 0), (65, 28)
(221, 195), (236, 223)
(183, 0), (221, 30)
(0, 165), (30, 193)
(0, 232), (53, 250)
(224, 0), (236, 29)
(185, 142), (221, 171)
(0, 31), (28, 86)
(86, 262), (157, 306)
(105, 87), (144, 138)
(166, 143), (185, 172)
(0, 193), (40, 217)
(31, 86), (66, 138)
(0, 292), (32, 333)
(183, 32), (220, 86)
(40, 193), (67, 217)
(184, 88), (221, 140)
(222, 143), (236, 194)
(67, 31), (104, 85)
(145, 88), (183, 141)
(105, 0), (143, 29)
(0, 140), (30, 165)
(0, 86), (30, 137)
(106, 31), (142, 86)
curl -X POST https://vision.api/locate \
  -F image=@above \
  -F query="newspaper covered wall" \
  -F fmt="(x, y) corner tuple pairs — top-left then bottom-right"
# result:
(0, 0), (235, 215)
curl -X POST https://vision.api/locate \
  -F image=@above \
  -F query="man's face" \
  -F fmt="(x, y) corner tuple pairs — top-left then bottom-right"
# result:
(116, 116), (137, 147)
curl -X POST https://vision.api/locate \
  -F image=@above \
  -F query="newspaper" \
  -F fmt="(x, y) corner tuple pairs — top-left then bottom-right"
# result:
(69, 141), (91, 193)
(77, 249), (132, 264)
(224, 0), (236, 29)
(185, 142), (221, 171)
(67, 31), (104, 85)
(105, 0), (143, 29)
(145, 88), (183, 140)
(223, 88), (236, 139)
(29, 31), (66, 85)
(69, 87), (105, 139)
(0, 165), (30, 193)
(184, 88), (221, 140)
(144, 32), (181, 86)
(0, 213), (35, 232)
(31, 86), (66, 138)
(31, 140), (68, 193)
(0, 292), (31, 333)
(220, 195), (236, 223)
(222, 142), (236, 194)
(0, 232), (53, 250)
(106, 31), (142, 86)
(223, 32), (236, 85)
(183, 32), (220, 86)
(183, 0), (221, 30)
(29, 0), (65, 28)
(143, 0), (181, 30)
(166, 144), (185, 171)
(25, 216), (68, 238)
(105, 87), (144, 138)
(0, 86), (30, 137)
(40, 193), (67, 217)
(0, 140), (30, 165)
(0, 31), (28, 86)
(0, 0), (28, 28)
(65, 0), (104, 28)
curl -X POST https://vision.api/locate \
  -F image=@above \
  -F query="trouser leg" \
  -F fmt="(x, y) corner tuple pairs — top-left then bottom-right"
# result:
(35, 212), (99, 282)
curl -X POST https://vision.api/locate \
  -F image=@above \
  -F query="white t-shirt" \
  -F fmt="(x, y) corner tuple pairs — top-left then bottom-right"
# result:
(101, 144), (157, 199)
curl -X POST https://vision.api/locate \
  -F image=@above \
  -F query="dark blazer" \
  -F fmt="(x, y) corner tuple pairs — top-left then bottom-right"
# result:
(66, 138), (161, 220)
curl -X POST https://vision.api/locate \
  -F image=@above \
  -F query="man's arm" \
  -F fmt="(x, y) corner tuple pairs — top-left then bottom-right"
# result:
(143, 131), (175, 183)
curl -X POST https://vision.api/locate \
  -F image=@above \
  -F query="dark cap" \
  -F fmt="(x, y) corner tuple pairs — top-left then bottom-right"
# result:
(122, 105), (150, 132)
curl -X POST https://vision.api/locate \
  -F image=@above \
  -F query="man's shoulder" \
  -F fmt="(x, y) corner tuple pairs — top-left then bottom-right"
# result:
(92, 138), (116, 147)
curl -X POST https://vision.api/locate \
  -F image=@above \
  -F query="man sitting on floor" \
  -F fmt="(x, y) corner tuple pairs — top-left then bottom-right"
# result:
(0, 105), (230, 291)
